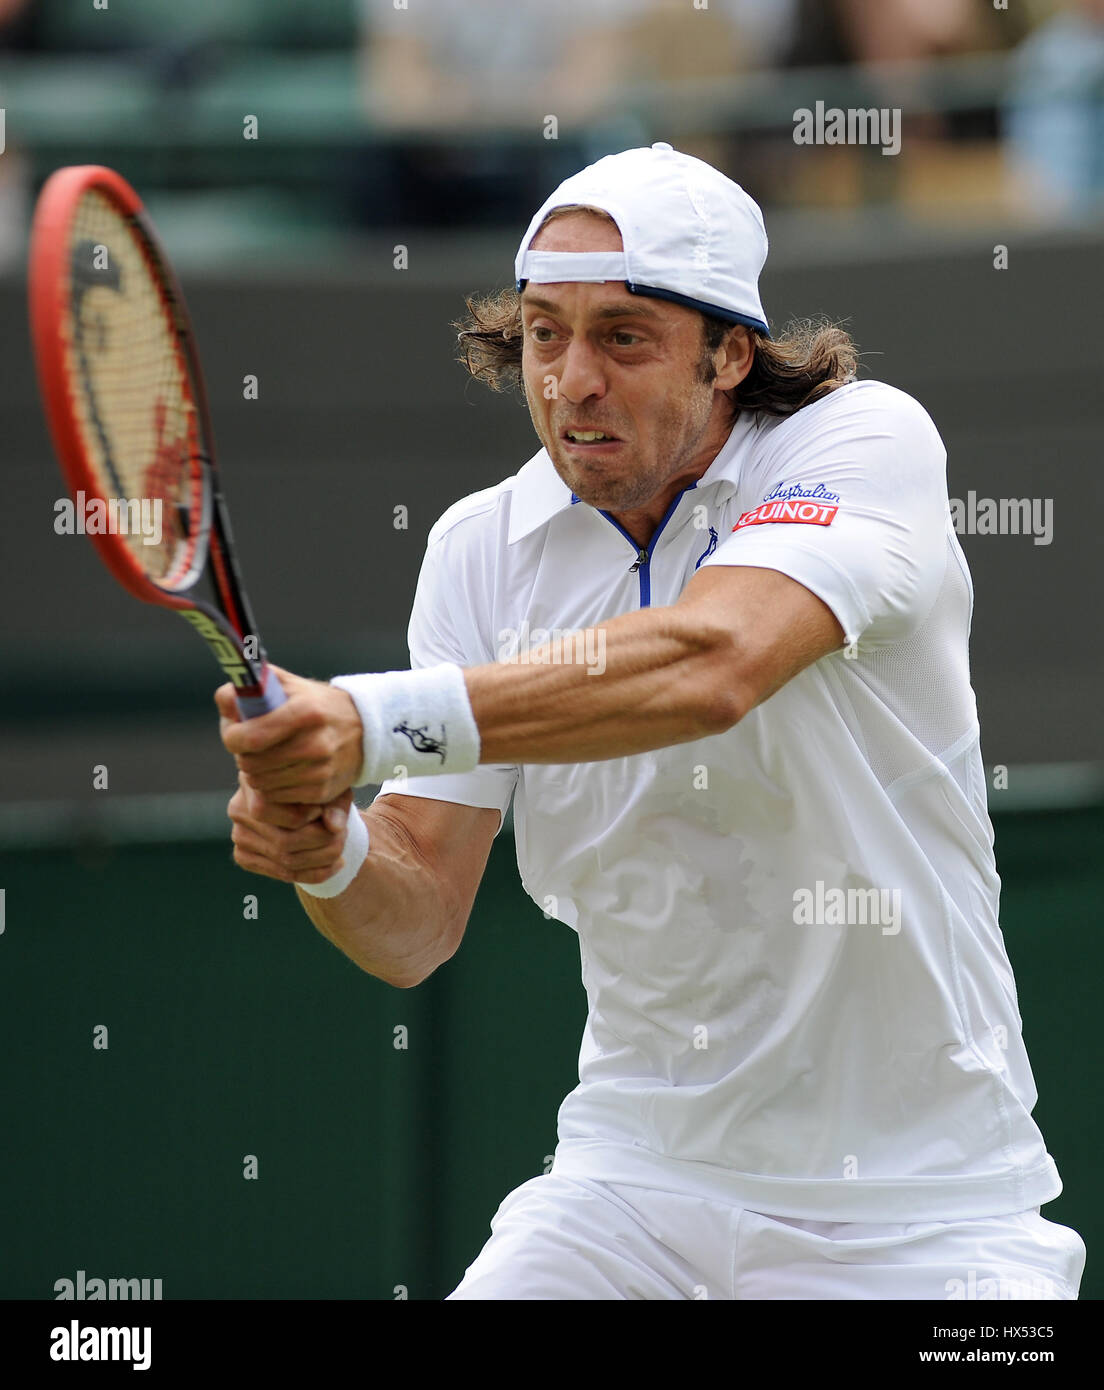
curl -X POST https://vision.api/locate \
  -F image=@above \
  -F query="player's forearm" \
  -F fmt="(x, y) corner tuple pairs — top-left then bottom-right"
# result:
(466, 604), (741, 765)
(221, 597), (746, 806)
(296, 806), (457, 988)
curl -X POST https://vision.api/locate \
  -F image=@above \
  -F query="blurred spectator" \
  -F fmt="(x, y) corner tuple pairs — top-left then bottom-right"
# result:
(720, 0), (800, 68)
(360, 0), (633, 131)
(620, 0), (797, 81)
(356, 0), (642, 226)
(785, 0), (987, 67)
(1005, 0), (1104, 215)
(355, 0), (802, 226)
(772, 0), (1027, 217)
(614, 1), (798, 179)
(834, 0), (985, 64)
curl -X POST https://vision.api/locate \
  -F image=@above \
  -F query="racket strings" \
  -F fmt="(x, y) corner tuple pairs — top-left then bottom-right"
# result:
(62, 191), (202, 585)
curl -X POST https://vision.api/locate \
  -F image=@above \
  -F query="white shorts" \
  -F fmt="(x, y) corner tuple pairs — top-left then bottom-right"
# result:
(446, 1175), (1086, 1300)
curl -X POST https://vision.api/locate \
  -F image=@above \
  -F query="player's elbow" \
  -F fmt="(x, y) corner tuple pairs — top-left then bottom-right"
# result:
(372, 954), (436, 989)
(386, 905), (468, 990)
(387, 969), (426, 990)
(698, 674), (750, 736)
(683, 621), (753, 735)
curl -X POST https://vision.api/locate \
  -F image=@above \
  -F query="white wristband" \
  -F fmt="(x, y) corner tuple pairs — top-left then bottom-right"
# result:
(296, 808), (370, 899)
(330, 663), (481, 786)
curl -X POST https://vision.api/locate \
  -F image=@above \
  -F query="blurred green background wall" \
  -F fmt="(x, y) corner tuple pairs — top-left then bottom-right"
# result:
(1, 804), (1097, 1301)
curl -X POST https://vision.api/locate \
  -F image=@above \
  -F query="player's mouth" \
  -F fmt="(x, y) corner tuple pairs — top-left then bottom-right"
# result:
(561, 427), (624, 453)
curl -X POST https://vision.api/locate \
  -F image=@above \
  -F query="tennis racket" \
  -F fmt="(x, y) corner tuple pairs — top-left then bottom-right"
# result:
(28, 164), (285, 718)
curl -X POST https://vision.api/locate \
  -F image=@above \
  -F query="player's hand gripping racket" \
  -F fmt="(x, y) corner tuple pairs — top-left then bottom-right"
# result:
(28, 164), (285, 719)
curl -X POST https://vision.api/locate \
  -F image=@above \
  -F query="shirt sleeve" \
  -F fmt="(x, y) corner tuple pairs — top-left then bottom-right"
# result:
(698, 382), (950, 650)
(374, 528), (518, 833)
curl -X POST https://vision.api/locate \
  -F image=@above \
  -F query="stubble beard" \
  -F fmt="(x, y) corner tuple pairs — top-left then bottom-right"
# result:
(525, 374), (716, 515)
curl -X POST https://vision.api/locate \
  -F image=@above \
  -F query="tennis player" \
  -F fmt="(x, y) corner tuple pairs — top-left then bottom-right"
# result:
(220, 144), (1086, 1300)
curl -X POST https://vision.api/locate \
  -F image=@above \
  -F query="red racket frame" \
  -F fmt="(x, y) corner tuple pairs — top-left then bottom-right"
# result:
(29, 165), (283, 715)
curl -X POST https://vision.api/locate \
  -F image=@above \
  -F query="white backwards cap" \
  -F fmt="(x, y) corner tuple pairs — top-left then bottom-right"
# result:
(515, 142), (770, 336)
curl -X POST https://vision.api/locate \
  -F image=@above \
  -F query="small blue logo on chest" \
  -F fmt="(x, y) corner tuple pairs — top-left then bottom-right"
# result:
(695, 526), (718, 569)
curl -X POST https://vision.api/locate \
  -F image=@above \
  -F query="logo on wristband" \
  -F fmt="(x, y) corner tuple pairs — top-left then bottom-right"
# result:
(393, 721), (447, 762)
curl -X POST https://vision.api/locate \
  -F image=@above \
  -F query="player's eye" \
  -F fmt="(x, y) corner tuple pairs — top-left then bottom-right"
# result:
(610, 330), (640, 346)
(528, 324), (556, 343)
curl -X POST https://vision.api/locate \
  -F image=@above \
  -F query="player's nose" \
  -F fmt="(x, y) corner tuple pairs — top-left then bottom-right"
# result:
(556, 338), (608, 404)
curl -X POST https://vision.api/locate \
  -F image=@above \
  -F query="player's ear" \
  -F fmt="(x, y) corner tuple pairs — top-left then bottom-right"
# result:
(713, 325), (754, 392)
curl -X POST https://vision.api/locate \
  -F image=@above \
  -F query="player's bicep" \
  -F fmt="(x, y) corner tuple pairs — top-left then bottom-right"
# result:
(677, 563), (845, 716)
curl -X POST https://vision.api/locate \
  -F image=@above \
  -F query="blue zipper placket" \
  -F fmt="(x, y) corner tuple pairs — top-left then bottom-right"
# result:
(600, 482), (696, 608)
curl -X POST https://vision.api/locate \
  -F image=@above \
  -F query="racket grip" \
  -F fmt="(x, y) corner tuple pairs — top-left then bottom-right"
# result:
(235, 666), (287, 720)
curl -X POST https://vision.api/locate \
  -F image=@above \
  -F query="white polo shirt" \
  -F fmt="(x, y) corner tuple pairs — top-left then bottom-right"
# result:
(376, 379), (1062, 1222)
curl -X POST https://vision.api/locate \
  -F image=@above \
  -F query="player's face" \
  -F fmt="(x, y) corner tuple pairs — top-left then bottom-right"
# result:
(520, 212), (747, 518)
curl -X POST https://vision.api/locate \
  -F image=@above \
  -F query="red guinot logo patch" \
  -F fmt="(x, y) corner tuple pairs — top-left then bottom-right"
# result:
(733, 499), (839, 530)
